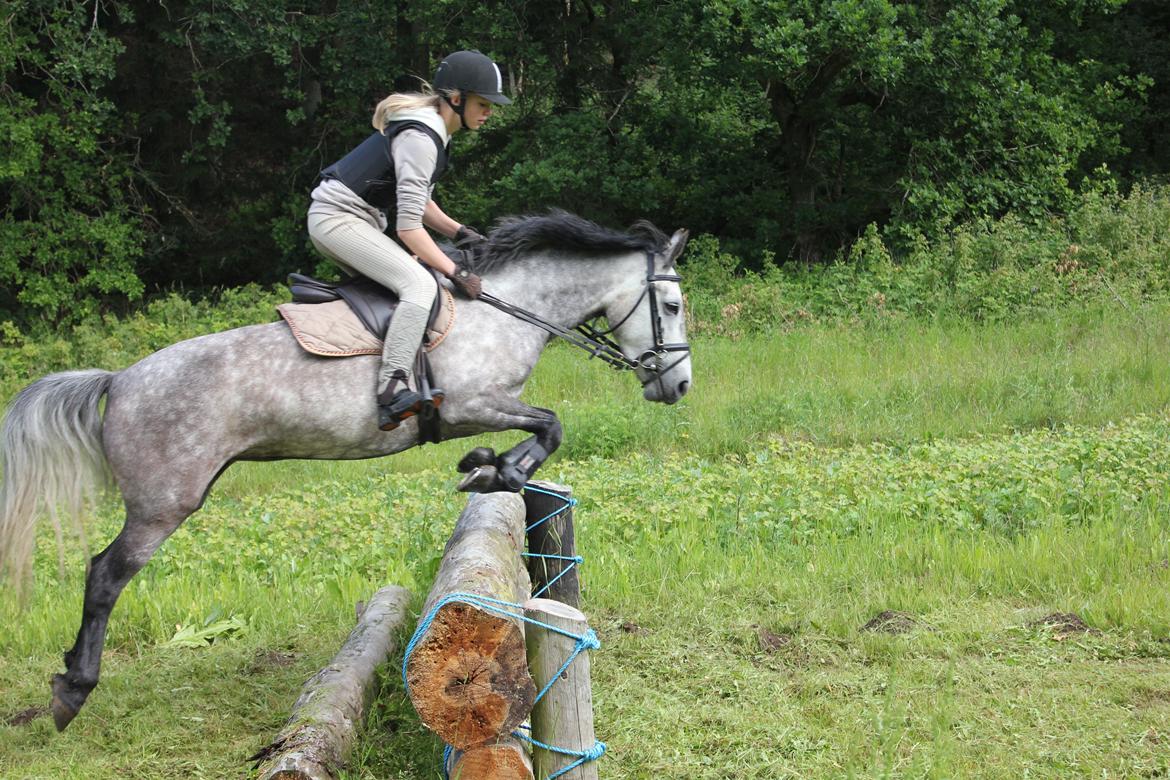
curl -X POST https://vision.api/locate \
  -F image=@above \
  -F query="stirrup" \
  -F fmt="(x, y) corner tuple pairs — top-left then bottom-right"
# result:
(378, 389), (423, 431)
(377, 387), (445, 431)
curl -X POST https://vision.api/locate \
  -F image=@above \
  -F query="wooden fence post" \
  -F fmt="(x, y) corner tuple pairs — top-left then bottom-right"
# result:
(522, 481), (580, 607)
(523, 598), (600, 780)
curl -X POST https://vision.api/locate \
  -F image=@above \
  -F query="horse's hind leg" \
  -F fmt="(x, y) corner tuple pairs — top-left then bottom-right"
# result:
(51, 502), (196, 731)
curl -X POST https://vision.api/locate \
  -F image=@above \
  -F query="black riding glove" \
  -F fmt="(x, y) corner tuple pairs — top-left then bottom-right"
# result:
(454, 225), (488, 249)
(449, 257), (483, 299)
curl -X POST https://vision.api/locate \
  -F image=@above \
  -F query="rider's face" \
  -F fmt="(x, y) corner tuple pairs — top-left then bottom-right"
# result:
(461, 94), (495, 129)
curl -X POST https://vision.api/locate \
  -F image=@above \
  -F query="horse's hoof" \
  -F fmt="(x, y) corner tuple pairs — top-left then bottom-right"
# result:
(51, 696), (78, 732)
(457, 447), (497, 473)
(50, 675), (81, 732)
(457, 465), (503, 493)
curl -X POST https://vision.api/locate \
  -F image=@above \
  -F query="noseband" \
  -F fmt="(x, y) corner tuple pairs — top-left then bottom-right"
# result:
(478, 251), (692, 387)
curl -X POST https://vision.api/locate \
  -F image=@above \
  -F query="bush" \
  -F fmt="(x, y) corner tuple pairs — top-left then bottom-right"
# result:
(683, 182), (1170, 336)
(0, 284), (286, 399)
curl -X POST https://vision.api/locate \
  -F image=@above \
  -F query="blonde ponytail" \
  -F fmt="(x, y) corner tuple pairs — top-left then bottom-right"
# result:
(372, 82), (444, 131)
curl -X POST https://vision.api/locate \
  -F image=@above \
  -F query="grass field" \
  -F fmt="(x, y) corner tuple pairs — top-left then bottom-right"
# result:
(1, 302), (1169, 778)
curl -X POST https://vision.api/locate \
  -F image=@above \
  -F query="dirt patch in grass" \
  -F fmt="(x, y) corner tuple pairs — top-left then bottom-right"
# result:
(1029, 612), (1101, 638)
(245, 650), (299, 674)
(758, 627), (794, 653)
(861, 611), (917, 635)
(1131, 689), (1170, 710)
(4, 706), (48, 727)
(620, 621), (648, 636)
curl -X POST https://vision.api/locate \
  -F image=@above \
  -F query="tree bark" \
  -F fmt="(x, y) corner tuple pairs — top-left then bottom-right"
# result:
(405, 493), (536, 749)
(524, 598), (599, 780)
(253, 585), (413, 780)
(523, 480), (580, 608)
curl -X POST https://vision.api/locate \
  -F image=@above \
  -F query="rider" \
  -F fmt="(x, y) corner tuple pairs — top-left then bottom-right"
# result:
(307, 50), (509, 431)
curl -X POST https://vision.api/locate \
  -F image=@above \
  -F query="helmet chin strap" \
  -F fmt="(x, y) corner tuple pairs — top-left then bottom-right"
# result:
(441, 91), (470, 130)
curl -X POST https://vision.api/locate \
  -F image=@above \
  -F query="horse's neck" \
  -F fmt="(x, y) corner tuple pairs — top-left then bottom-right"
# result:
(486, 251), (638, 327)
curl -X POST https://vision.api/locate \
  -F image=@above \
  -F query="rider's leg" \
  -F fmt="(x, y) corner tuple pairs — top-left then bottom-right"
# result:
(374, 300), (432, 425)
(307, 206), (439, 429)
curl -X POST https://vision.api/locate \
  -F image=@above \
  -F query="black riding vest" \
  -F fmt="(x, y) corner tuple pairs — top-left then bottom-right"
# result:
(320, 120), (450, 212)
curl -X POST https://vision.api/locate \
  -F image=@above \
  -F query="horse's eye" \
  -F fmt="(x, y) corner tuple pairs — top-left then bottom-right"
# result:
(665, 301), (681, 316)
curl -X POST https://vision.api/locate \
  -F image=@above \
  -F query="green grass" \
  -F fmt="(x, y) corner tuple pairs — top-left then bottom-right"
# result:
(207, 299), (1170, 494)
(2, 303), (1170, 778)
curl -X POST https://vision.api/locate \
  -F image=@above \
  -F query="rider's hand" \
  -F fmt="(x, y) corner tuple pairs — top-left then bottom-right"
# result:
(454, 225), (488, 248)
(449, 260), (483, 299)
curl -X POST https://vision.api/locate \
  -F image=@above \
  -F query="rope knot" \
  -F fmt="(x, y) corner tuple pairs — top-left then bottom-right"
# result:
(583, 741), (607, 761)
(580, 629), (601, 651)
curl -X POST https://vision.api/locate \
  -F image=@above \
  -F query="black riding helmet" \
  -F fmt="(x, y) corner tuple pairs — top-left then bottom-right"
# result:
(433, 50), (511, 128)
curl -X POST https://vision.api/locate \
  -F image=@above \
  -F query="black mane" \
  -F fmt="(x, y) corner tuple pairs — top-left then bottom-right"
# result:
(477, 210), (667, 273)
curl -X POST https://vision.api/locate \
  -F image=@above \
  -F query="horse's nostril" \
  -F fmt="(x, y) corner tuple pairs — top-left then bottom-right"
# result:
(678, 380), (690, 395)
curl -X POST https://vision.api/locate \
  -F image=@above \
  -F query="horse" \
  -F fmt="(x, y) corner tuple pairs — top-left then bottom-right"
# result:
(0, 211), (692, 731)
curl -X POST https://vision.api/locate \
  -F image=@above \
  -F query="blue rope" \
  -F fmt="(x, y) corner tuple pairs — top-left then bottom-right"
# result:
(520, 484), (582, 599)
(514, 731), (608, 779)
(524, 553), (584, 599)
(414, 483), (604, 780)
(522, 483), (579, 532)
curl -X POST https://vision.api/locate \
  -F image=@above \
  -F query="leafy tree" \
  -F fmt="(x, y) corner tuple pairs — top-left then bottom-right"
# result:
(649, 0), (1148, 259)
(1, 0), (145, 324)
(0, 0), (1166, 326)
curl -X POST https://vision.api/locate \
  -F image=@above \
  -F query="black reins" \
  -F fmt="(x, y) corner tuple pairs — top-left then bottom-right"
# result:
(477, 251), (691, 387)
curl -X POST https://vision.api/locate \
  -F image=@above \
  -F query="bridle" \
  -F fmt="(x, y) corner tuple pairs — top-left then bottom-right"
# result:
(478, 251), (692, 388)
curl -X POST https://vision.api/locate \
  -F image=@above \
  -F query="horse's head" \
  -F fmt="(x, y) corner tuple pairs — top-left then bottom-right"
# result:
(606, 228), (693, 404)
(473, 211), (693, 404)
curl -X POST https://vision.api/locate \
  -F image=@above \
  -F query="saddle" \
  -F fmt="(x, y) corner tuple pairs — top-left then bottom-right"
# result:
(277, 270), (455, 358)
(277, 268), (457, 445)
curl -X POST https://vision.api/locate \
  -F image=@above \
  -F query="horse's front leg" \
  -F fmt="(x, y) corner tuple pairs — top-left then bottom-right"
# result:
(448, 397), (562, 493)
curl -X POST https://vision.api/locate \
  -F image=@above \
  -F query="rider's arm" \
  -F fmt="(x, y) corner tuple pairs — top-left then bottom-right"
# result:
(397, 228), (457, 276)
(423, 200), (461, 239)
(391, 131), (458, 276)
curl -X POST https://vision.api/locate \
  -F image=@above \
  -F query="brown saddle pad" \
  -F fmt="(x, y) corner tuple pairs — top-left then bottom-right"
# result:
(277, 287), (456, 357)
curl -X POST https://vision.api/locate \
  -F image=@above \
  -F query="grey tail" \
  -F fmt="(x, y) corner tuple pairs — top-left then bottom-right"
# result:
(0, 369), (114, 595)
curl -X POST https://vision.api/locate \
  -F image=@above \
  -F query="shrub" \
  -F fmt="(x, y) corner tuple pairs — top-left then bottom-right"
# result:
(683, 183), (1170, 336)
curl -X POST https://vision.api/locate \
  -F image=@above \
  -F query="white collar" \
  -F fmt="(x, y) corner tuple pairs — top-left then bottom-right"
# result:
(388, 108), (450, 146)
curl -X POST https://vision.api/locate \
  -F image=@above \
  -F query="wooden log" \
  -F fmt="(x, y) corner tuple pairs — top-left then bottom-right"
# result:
(523, 598), (600, 780)
(252, 585), (413, 780)
(406, 492), (536, 749)
(444, 734), (534, 780)
(522, 481), (580, 607)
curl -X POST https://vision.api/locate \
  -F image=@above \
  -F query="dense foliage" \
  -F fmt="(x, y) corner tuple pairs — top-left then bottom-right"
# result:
(1, 0), (1168, 324)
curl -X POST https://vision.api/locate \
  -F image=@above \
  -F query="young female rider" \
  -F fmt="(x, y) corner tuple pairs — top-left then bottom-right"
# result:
(306, 50), (510, 431)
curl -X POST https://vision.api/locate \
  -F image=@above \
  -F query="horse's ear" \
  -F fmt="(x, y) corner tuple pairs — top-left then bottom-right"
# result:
(664, 228), (690, 266)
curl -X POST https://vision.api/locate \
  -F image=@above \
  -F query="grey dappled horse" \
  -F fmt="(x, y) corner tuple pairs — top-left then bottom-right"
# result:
(0, 212), (692, 731)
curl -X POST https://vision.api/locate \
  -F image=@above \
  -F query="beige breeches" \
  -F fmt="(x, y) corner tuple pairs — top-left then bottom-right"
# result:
(307, 200), (436, 393)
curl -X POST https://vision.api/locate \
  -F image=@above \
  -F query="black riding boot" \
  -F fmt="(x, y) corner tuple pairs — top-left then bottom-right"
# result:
(377, 371), (423, 431)
(377, 370), (444, 432)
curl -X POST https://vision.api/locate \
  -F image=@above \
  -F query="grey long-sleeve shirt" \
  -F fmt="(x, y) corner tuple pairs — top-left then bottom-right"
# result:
(388, 108), (451, 232)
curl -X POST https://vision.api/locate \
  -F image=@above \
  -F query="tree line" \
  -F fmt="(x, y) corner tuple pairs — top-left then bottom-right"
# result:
(2, 0), (1168, 325)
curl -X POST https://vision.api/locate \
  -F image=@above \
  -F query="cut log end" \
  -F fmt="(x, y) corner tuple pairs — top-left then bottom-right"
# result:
(407, 602), (536, 747)
(447, 736), (535, 780)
